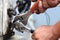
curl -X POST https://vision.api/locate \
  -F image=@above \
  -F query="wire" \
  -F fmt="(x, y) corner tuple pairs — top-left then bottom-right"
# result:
(45, 12), (50, 25)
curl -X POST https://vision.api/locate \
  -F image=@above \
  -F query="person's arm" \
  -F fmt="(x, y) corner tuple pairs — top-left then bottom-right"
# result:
(30, 0), (60, 14)
(46, 0), (59, 7)
(59, 0), (60, 2)
(52, 21), (60, 37)
(32, 21), (60, 40)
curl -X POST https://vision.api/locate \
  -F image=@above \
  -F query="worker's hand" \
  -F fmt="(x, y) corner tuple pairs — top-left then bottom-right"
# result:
(32, 25), (60, 40)
(30, 0), (60, 14)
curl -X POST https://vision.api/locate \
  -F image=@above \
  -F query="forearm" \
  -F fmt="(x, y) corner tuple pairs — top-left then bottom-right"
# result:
(59, 0), (60, 3)
(39, 0), (60, 13)
(30, 0), (60, 14)
(52, 21), (60, 37)
(32, 21), (60, 40)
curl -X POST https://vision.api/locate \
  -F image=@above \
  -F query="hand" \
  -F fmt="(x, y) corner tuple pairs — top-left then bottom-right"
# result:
(32, 25), (60, 40)
(30, 0), (60, 14)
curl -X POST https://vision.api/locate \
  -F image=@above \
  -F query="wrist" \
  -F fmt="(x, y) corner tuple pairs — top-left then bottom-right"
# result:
(59, 0), (60, 3)
(52, 27), (60, 38)
(52, 21), (60, 37)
